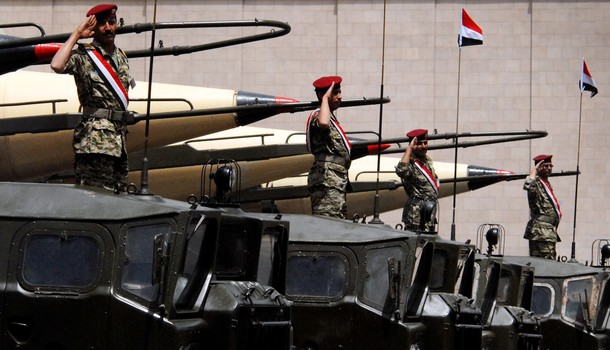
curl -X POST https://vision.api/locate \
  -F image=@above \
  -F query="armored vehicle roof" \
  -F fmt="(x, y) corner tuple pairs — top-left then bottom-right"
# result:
(502, 255), (603, 278)
(252, 213), (417, 244)
(0, 182), (203, 221)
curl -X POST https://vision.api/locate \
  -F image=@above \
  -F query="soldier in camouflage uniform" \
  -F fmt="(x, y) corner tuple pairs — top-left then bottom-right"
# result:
(51, 4), (133, 191)
(523, 154), (562, 260)
(395, 129), (439, 233)
(306, 76), (351, 219)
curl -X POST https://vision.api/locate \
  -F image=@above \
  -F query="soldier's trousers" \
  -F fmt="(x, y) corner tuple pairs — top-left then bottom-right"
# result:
(309, 186), (347, 219)
(75, 153), (128, 191)
(529, 240), (557, 260)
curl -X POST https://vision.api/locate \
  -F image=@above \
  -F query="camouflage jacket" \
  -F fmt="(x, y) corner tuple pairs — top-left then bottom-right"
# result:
(523, 176), (561, 242)
(306, 109), (351, 189)
(63, 42), (131, 157)
(395, 156), (438, 201)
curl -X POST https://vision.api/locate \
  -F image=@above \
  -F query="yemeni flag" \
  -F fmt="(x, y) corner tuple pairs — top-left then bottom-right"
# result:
(459, 8), (483, 47)
(579, 58), (598, 97)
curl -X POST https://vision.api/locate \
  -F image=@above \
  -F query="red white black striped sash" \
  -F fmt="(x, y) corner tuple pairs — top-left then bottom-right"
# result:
(414, 159), (439, 194)
(331, 117), (351, 156)
(85, 48), (129, 111)
(306, 110), (351, 155)
(540, 179), (562, 219)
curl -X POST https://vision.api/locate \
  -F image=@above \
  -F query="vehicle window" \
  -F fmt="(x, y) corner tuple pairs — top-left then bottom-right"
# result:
(22, 232), (100, 289)
(564, 277), (594, 324)
(430, 250), (448, 290)
(532, 283), (554, 316)
(182, 216), (208, 276)
(257, 227), (282, 287)
(121, 223), (171, 302)
(175, 215), (213, 311)
(362, 246), (403, 310)
(215, 225), (248, 279)
(497, 269), (512, 304)
(285, 254), (347, 299)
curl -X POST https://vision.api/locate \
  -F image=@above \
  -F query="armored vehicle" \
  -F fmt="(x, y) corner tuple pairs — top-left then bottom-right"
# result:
(470, 227), (542, 350)
(473, 255), (542, 350)
(279, 214), (431, 350)
(0, 182), (292, 349)
(424, 237), (484, 350)
(257, 212), (487, 350)
(430, 232), (542, 350)
(503, 255), (610, 350)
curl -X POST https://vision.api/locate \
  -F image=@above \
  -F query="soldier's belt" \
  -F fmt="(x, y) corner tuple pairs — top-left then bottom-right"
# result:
(314, 153), (349, 168)
(534, 214), (559, 226)
(83, 106), (134, 123)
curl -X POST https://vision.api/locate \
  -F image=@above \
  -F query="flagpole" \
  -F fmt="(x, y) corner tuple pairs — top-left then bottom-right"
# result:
(569, 92), (583, 262)
(450, 48), (462, 241)
(369, 0), (387, 225)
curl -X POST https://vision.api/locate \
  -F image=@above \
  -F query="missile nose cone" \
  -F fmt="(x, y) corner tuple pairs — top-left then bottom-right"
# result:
(349, 143), (391, 161)
(234, 91), (300, 125)
(33, 43), (62, 61)
(366, 143), (391, 155)
(467, 165), (514, 177)
(466, 165), (515, 190)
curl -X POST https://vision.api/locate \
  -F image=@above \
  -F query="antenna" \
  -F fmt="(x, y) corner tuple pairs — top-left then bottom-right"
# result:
(137, 0), (159, 195)
(368, 0), (387, 225)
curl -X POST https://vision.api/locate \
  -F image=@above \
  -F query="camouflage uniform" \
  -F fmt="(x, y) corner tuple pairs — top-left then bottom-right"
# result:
(63, 42), (131, 190)
(523, 176), (561, 260)
(307, 109), (351, 219)
(395, 156), (438, 233)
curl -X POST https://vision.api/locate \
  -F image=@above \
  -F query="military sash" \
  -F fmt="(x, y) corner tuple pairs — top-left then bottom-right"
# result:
(306, 110), (352, 155)
(331, 117), (351, 156)
(540, 179), (562, 220)
(85, 48), (129, 111)
(414, 159), (439, 194)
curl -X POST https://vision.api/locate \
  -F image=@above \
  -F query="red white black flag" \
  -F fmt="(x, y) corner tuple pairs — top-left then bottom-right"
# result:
(459, 8), (483, 47)
(579, 58), (598, 97)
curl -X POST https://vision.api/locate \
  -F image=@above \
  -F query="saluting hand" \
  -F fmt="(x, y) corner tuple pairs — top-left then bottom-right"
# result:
(323, 81), (336, 102)
(409, 137), (418, 150)
(78, 15), (97, 38)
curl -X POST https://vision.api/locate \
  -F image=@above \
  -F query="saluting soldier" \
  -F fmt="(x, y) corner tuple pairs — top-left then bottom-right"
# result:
(523, 154), (562, 259)
(306, 76), (351, 219)
(51, 3), (134, 191)
(395, 129), (439, 233)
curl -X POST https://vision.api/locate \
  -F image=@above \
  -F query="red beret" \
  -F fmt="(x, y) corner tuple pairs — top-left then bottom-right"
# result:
(533, 154), (552, 164)
(86, 4), (117, 17)
(313, 76), (342, 90)
(406, 128), (428, 139)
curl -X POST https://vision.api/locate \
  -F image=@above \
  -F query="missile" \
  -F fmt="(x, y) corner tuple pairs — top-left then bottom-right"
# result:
(127, 136), (390, 200)
(241, 155), (514, 217)
(0, 35), (62, 75)
(0, 71), (299, 181)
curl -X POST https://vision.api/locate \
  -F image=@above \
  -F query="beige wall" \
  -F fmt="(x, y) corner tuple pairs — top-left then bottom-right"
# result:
(2, 0), (610, 262)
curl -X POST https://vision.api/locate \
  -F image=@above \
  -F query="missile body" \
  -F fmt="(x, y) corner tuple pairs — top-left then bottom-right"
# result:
(127, 126), (390, 199)
(0, 71), (297, 181)
(128, 154), (313, 201)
